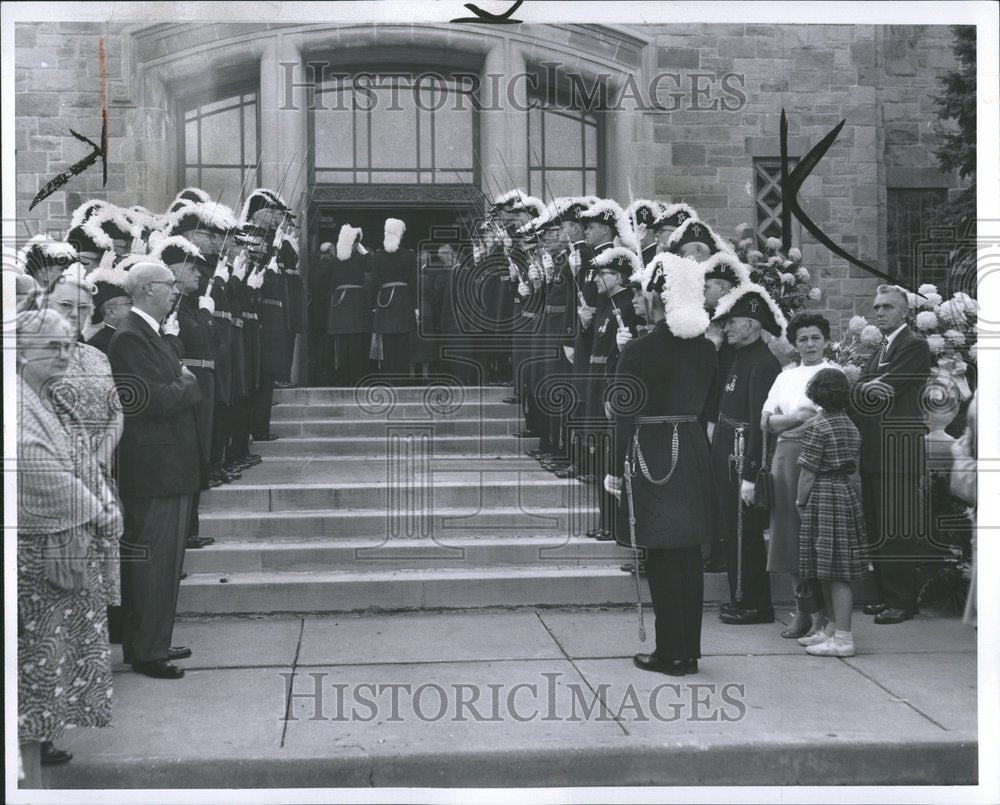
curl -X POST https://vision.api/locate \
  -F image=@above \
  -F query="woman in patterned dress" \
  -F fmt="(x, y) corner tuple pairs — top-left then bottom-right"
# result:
(16, 308), (120, 787)
(795, 368), (868, 658)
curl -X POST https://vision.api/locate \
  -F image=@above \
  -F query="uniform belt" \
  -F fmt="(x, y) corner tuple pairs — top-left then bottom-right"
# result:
(212, 310), (231, 321)
(334, 284), (363, 291)
(182, 358), (215, 370)
(589, 356), (608, 364)
(545, 305), (566, 313)
(633, 415), (699, 425)
(521, 311), (538, 319)
(244, 312), (258, 321)
(262, 299), (283, 308)
(233, 318), (244, 329)
(718, 414), (749, 430)
(380, 282), (407, 288)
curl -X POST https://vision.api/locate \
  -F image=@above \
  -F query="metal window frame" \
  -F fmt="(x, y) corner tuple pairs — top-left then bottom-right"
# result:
(886, 187), (949, 281)
(526, 84), (605, 199)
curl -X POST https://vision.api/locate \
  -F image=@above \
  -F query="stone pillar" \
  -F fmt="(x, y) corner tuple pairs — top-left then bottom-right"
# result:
(479, 42), (527, 198)
(608, 100), (639, 202)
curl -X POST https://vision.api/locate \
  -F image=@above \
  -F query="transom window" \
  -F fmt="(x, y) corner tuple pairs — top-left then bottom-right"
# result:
(312, 72), (475, 184)
(181, 90), (259, 204)
(527, 90), (602, 199)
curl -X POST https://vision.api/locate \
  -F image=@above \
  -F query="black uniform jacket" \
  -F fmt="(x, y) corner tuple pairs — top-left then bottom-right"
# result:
(86, 324), (115, 354)
(328, 253), (371, 335)
(370, 247), (418, 334)
(613, 322), (718, 550)
(108, 310), (202, 499)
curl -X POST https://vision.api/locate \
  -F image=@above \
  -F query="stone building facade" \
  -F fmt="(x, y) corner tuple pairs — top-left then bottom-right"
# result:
(14, 21), (969, 350)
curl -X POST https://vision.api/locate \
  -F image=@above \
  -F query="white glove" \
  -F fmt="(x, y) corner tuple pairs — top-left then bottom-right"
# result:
(485, 234), (495, 252)
(616, 329), (633, 348)
(604, 474), (622, 499)
(356, 242), (368, 256)
(232, 251), (248, 281)
(542, 251), (554, 272)
(568, 250), (582, 275)
(740, 480), (756, 506)
(414, 309), (421, 325)
(578, 305), (595, 328)
(213, 256), (229, 281)
(562, 345), (574, 363)
(99, 249), (116, 271)
(473, 244), (483, 264)
(247, 267), (265, 290)
(517, 281), (530, 298)
(528, 264), (542, 286)
(266, 256), (279, 274)
(508, 263), (519, 282)
(198, 291), (215, 314)
(162, 311), (180, 337)
(502, 235), (513, 250)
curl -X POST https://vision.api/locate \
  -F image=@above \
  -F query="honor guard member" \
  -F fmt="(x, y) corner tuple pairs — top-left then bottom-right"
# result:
(277, 226), (306, 388)
(625, 199), (664, 266)
(434, 243), (477, 386)
(370, 218), (418, 378)
(329, 224), (373, 386)
(584, 246), (641, 540)
(16, 234), (79, 293)
(85, 204), (146, 263)
(608, 254), (719, 676)
(505, 193), (545, 419)
(710, 283), (787, 624)
(308, 241), (336, 385)
(650, 203), (699, 255)
(665, 217), (733, 263)
(153, 236), (218, 550)
(85, 259), (133, 354)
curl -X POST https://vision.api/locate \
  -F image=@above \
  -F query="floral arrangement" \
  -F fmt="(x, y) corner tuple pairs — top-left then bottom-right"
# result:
(732, 225), (821, 319)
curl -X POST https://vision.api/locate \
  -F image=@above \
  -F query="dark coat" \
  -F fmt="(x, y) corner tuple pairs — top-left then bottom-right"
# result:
(370, 247), (418, 334)
(259, 270), (292, 378)
(327, 254), (371, 335)
(282, 271), (306, 334)
(571, 241), (609, 395)
(583, 285), (639, 422)
(175, 293), (215, 463)
(613, 322), (718, 549)
(85, 324), (115, 355)
(208, 275), (234, 406)
(108, 310), (202, 499)
(854, 324), (931, 477)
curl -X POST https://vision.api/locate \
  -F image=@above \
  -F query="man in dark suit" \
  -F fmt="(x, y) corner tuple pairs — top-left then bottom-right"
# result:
(85, 268), (132, 355)
(109, 260), (202, 679)
(370, 217), (418, 378)
(854, 285), (931, 624)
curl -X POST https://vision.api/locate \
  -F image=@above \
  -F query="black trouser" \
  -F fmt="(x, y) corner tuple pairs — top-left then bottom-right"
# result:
(250, 372), (276, 437)
(229, 395), (253, 462)
(862, 472), (921, 610)
(210, 402), (231, 472)
(379, 332), (410, 377)
(334, 333), (371, 387)
(525, 392), (549, 449)
(724, 517), (772, 612)
(120, 493), (193, 664)
(645, 546), (704, 661)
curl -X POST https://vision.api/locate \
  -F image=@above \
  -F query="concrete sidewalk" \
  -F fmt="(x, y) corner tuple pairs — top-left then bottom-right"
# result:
(44, 606), (977, 789)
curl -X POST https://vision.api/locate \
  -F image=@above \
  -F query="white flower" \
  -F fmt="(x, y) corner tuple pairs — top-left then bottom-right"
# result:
(918, 283), (939, 296)
(765, 237), (781, 251)
(768, 255), (784, 267)
(842, 364), (862, 385)
(736, 222), (752, 236)
(738, 238), (754, 250)
(919, 292), (943, 308)
(860, 325), (883, 346)
(906, 292), (918, 310)
(936, 301), (957, 324)
(808, 287), (822, 300)
(926, 334), (946, 354)
(782, 259), (793, 269)
(747, 250), (763, 263)
(916, 311), (939, 331)
(796, 266), (810, 282)
(944, 329), (966, 346)
(780, 272), (795, 285)
(848, 315), (868, 334)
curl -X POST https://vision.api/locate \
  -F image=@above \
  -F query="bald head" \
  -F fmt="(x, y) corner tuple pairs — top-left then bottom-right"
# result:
(124, 260), (177, 320)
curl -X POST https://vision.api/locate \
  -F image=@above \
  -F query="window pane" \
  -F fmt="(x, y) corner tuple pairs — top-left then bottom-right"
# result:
(199, 167), (243, 202)
(585, 172), (596, 196)
(314, 109), (354, 169)
(418, 87), (433, 170)
(420, 171), (433, 183)
(185, 167), (199, 186)
(528, 109), (542, 166)
(370, 88), (417, 169)
(434, 105), (472, 171)
(243, 103), (257, 164)
(201, 107), (242, 165)
(584, 120), (597, 165)
(355, 109), (369, 169)
(185, 120), (198, 163)
(543, 110), (583, 167)
(315, 170), (355, 184)
(547, 170), (584, 198)
(434, 169), (472, 184)
(370, 171), (416, 183)
(201, 97), (240, 116)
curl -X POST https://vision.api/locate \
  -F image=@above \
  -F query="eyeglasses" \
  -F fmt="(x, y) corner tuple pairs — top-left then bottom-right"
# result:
(52, 300), (94, 316)
(147, 280), (180, 289)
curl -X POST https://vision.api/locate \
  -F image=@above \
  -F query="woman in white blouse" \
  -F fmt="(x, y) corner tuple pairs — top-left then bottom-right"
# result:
(762, 312), (838, 638)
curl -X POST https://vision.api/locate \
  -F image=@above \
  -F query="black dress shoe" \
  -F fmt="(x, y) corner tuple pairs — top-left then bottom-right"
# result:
(555, 466), (577, 479)
(502, 397), (519, 404)
(180, 572), (188, 580)
(874, 607), (915, 625)
(702, 559), (729, 573)
(719, 601), (739, 615)
(585, 528), (602, 538)
(633, 654), (687, 676)
(185, 536), (215, 549)
(595, 530), (615, 541)
(685, 658), (699, 674)
(168, 646), (192, 660)
(863, 602), (888, 615)
(252, 433), (280, 441)
(40, 741), (73, 766)
(719, 607), (776, 625)
(132, 659), (185, 679)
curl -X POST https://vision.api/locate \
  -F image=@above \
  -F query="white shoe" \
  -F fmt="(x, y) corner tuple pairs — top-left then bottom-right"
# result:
(805, 637), (856, 657)
(798, 629), (833, 647)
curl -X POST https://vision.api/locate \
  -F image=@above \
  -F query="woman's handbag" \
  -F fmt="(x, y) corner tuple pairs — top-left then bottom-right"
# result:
(753, 421), (775, 517)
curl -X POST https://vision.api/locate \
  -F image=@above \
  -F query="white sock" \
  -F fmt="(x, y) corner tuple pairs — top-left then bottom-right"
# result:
(833, 630), (853, 643)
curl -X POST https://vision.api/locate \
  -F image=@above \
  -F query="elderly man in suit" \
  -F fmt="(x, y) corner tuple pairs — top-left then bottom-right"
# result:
(854, 284), (931, 624)
(109, 260), (202, 679)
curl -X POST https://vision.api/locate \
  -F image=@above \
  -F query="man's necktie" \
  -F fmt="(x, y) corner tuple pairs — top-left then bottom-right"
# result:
(875, 339), (887, 364)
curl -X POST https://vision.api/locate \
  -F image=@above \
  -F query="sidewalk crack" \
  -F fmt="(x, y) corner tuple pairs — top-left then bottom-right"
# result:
(842, 658), (950, 731)
(279, 616), (306, 748)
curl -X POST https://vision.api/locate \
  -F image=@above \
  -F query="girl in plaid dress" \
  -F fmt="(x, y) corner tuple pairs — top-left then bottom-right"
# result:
(795, 368), (867, 657)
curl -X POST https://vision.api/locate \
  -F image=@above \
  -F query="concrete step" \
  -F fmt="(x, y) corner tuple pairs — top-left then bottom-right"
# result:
(251, 434), (524, 457)
(200, 477), (589, 514)
(177, 564), (734, 615)
(271, 400), (518, 420)
(270, 417), (523, 438)
(183, 535), (631, 573)
(199, 505), (597, 539)
(274, 385), (512, 404)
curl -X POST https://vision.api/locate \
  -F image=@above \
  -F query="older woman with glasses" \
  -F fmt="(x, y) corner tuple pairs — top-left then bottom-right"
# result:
(16, 308), (120, 786)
